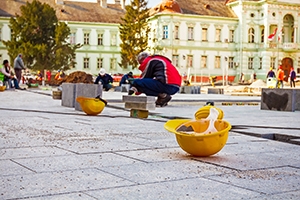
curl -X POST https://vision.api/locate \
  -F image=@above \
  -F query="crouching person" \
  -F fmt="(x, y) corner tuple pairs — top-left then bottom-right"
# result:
(129, 52), (181, 107)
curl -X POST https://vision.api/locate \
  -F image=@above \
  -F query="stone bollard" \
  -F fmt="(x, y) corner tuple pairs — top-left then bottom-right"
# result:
(75, 83), (103, 111)
(61, 83), (103, 110)
(61, 83), (76, 107)
(261, 88), (299, 112)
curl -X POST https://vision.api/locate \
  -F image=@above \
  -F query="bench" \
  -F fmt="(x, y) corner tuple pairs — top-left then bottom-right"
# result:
(122, 95), (156, 118)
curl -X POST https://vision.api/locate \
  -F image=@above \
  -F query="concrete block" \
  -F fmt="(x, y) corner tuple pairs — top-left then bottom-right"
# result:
(75, 83), (103, 111)
(181, 86), (201, 94)
(130, 109), (149, 118)
(121, 84), (130, 93)
(114, 86), (121, 92)
(122, 95), (156, 103)
(207, 88), (224, 94)
(61, 83), (76, 107)
(261, 88), (295, 112)
(294, 89), (300, 111)
(52, 91), (62, 100)
(125, 102), (156, 110)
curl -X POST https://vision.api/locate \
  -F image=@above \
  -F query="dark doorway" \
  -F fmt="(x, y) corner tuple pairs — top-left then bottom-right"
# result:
(281, 57), (293, 82)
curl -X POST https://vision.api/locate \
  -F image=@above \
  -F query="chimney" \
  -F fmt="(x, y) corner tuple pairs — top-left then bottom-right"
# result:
(55, 0), (64, 5)
(99, 0), (107, 8)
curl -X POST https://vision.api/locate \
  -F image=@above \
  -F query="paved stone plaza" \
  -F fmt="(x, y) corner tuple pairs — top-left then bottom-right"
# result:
(0, 88), (300, 199)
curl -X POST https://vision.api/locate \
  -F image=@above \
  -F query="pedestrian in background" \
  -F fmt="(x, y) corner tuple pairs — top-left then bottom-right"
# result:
(119, 71), (133, 86)
(13, 53), (26, 84)
(276, 66), (285, 88)
(94, 68), (113, 91)
(290, 68), (296, 88)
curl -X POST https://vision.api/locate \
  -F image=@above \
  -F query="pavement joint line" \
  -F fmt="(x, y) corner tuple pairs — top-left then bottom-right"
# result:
(231, 130), (300, 146)
(231, 125), (300, 130)
(191, 158), (242, 172)
(10, 159), (37, 173)
(203, 176), (267, 195)
(112, 152), (149, 163)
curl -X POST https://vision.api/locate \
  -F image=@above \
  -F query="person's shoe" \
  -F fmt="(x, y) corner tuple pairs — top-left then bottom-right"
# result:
(16, 87), (26, 90)
(156, 93), (172, 107)
(128, 86), (138, 95)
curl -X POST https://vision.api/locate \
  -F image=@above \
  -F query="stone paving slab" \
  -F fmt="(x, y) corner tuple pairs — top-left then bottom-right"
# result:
(207, 166), (300, 195)
(0, 160), (35, 176)
(1, 89), (300, 199)
(85, 178), (260, 199)
(0, 168), (133, 200)
(99, 160), (235, 185)
(115, 148), (190, 162)
(12, 153), (141, 173)
(0, 146), (73, 160)
(28, 193), (95, 200)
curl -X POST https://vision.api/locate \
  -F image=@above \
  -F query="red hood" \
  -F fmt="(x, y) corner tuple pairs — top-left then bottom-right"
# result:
(138, 56), (152, 72)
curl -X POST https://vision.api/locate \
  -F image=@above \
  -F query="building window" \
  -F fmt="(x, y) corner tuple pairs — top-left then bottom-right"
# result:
(228, 57), (234, 69)
(110, 58), (116, 70)
(172, 55), (179, 68)
(174, 26), (179, 39)
(215, 56), (221, 68)
(201, 56), (207, 68)
(187, 55), (193, 68)
(248, 57), (254, 69)
(163, 25), (168, 39)
(261, 29), (264, 43)
(202, 28), (207, 41)
(97, 58), (103, 69)
(248, 28), (255, 43)
(69, 32), (76, 44)
(111, 34), (116, 46)
(270, 57), (276, 69)
(83, 58), (89, 69)
(98, 33), (103, 45)
(84, 33), (89, 45)
(259, 57), (262, 69)
(229, 30), (234, 42)
(188, 27), (194, 40)
(216, 29), (221, 42)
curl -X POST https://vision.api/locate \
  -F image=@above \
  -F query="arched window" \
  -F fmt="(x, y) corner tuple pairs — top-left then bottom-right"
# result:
(283, 14), (294, 42)
(261, 29), (264, 43)
(248, 28), (255, 43)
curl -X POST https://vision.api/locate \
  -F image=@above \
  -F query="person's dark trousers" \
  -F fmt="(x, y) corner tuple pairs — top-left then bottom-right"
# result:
(103, 83), (112, 91)
(290, 80), (295, 88)
(14, 68), (22, 83)
(12, 78), (20, 89)
(132, 78), (179, 96)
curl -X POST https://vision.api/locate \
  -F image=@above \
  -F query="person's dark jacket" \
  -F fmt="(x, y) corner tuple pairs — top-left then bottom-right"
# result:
(138, 55), (181, 87)
(94, 74), (113, 85)
(119, 73), (133, 86)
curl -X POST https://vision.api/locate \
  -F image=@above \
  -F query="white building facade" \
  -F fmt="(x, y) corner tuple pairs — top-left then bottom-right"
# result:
(0, 0), (299, 83)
